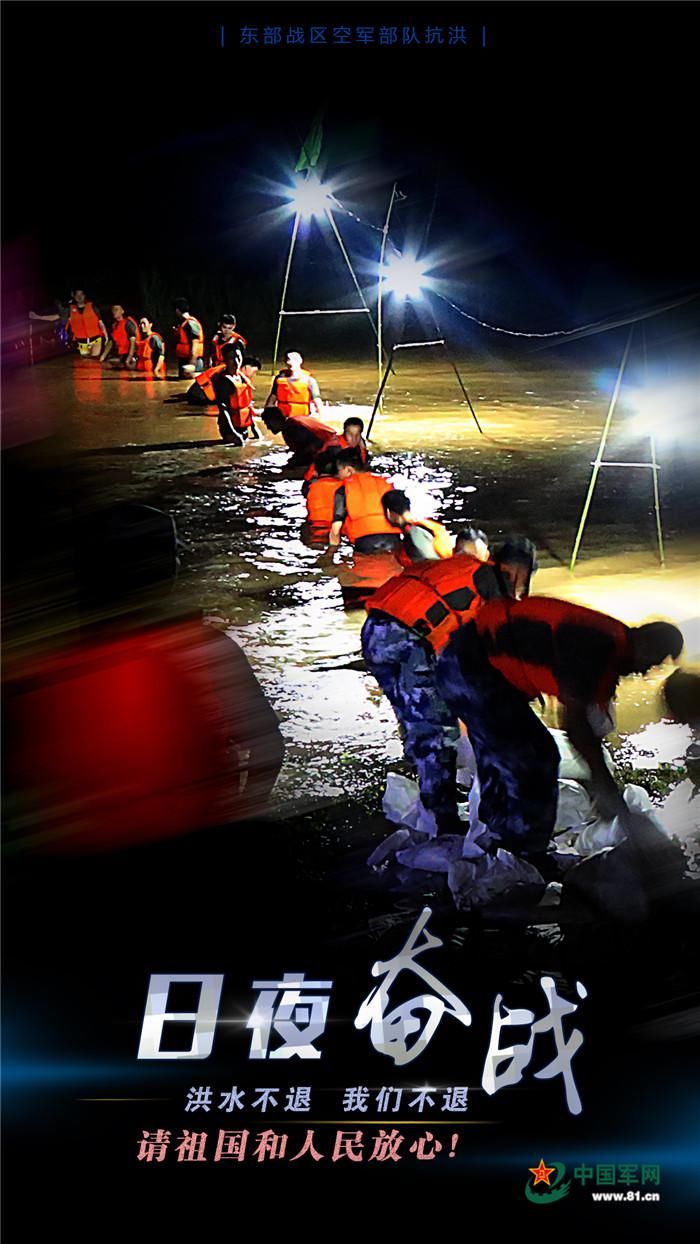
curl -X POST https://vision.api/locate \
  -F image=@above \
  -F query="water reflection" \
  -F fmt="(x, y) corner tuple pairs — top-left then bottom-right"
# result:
(13, 355), (698, 812)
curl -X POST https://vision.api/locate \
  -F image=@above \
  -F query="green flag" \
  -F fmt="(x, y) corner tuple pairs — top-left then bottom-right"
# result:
(295, 112), (323, 173)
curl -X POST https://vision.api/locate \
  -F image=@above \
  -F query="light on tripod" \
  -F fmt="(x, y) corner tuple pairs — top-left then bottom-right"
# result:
(626, 381), (697, 442)
(287, 175), (330, 219)
(382, 253), (429, 301)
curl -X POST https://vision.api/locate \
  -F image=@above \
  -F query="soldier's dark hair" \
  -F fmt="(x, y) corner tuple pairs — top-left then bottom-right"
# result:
(493, 536), (537, 571)
(313, 452), (340, 478)
(456, 526), (488, 548)
(382, 489), (411, 515)
(262, 407), (286, 432)
(335, 448), (365, 469)
(663, 669), (700, 725)
(633, 621), (684, 663)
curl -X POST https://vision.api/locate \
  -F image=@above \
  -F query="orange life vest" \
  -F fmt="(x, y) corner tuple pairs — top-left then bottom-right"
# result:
(211, 331), (247, 364)
(218, 373), (254, 429)
(342, 473), (395, 544)
(275, 369), (316, 419)
(68, 301), (102, 340)
(474, 596), (631, 706)
(302, 435), (343, 483)
(111, 315), (139, 356)
(338, 433), (368, 463)
(306, 476), (342, 526)
(288, 414), (337, 447)
(396, 517), (453, 567)
(135, 332), (164, 371)
(195, 363), (225, 402)
(368, 554), (492, 652)
(174, 316), (204, 360)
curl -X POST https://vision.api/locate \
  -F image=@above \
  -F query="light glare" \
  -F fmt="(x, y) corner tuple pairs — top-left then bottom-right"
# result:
(288, 176), (330, 219)
(382, 254), (429, 300)
(625, 382), (698, 442)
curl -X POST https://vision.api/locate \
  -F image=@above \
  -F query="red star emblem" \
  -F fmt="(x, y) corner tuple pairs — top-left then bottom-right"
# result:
(529, 1159), (556, 1186)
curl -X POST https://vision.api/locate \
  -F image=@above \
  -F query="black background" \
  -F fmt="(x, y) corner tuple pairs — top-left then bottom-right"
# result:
(3, 2), (699, 1232)
(3, 1), (698, 357)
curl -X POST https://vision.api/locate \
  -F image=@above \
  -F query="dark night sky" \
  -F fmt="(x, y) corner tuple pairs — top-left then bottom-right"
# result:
(2, 1), (698, 358)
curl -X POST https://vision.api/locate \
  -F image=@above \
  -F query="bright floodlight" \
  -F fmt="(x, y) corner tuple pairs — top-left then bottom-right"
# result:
(382, 253), (428, 300)
(288, 175), (330, 219)
(626, 381), (697, 442)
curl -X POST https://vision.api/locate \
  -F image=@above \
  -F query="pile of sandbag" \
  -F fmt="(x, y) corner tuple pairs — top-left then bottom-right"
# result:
(373, 725), (690, 914)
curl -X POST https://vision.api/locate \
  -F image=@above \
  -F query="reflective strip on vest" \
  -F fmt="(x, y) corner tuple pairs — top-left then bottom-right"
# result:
(342, 473), (395, 543)
(368, 554), (491, 652)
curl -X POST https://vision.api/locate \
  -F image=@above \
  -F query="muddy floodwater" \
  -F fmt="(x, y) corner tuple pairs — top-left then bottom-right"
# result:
(7, 354), (698, 816)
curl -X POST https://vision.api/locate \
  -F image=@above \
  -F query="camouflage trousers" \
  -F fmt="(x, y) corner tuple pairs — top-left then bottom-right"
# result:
(361, 614), (460, 825)
(436, 635), (559, 856)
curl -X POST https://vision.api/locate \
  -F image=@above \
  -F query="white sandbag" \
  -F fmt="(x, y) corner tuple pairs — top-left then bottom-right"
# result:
(448, 849), (546, 912)
(624, 784), (661, 818)
(549, 728), (591, 782)
(575, 818), (625, 856)
(396, 834), (466, 873)
(574, 784), (666, 856)
(381, 772), (439, 837)
(456, 732), (477, 784)
(382, 773), (421, 828)
(555, 779), (593, 831)
(463, 777), (489, 854)
(548, 727), (615, 783)
(537, 881), (563, 908)
(463, 762), (592, 856)
(367, 828), (412, 869)
(658, 780), (700, 839)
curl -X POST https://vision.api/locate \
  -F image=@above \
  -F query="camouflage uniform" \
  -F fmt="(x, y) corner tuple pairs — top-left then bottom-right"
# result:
(436, 633), (559, 856)
(361, 614), (460, 829)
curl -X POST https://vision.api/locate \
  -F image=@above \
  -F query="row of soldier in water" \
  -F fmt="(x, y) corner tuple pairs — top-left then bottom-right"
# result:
(198, 337), (689, 877)
(234, 359), (689, 879)
(31, 293), (323, 419)
(33, 293), (691, 878)
(30, 293), (255, 380)
(31, 291), (354, 465)
(31, 293), (336, 455)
